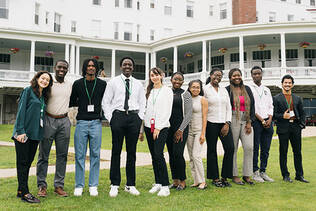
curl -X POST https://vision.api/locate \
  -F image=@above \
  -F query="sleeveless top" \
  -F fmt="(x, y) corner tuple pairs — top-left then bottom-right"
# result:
(189, 95), (202, 132)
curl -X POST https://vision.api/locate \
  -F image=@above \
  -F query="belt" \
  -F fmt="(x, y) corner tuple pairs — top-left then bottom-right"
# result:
(46, 112), (68, 119)
(114, 109), (139, 115)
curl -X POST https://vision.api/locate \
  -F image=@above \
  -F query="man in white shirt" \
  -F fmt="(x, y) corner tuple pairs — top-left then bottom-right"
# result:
(102, 57), (146, 197)
(37, 60), (72, 197)
(249, 66), (274, 183)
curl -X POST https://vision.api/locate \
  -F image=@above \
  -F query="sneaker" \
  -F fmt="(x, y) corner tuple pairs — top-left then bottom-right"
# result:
(109, 185), (119, 197)
(149, 184), (162, 194)
(260, 172), (274, 182)
(253, 170), (264, 183)
(89, 187), (98, 196)
(73, 187), (83, 196)
(124, 186), (140, 196)
(157, 186), (170, 197)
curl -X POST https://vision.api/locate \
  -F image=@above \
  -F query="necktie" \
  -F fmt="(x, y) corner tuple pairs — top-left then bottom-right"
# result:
(124, 78), (130, 111)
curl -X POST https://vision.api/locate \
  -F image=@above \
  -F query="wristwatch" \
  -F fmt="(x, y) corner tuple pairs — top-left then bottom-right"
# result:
(225, 121), (231, 126)
(262, 120), (266, 125)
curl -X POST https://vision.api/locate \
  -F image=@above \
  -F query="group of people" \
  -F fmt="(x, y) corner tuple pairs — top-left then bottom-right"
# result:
(12, 56), (309, 203)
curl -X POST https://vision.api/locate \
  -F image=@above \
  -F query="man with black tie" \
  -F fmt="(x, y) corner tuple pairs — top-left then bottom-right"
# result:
(102, 57), (146, 197)
(273, 74), (309, 183)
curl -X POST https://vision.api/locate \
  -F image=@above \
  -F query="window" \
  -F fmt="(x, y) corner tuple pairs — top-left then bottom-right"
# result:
(124, 23), (132, 41)
(54, 13), (61, 32)
(164, 28), (172, 38)
(186, 1), (194, 18)
(35, 3), (39, 25)
(137, 24), (140, 42)
(93, 0), (101, 5)
(124, 0), (132, 8)
(304, 49), (316, 58)
(91, 19), (101, 37)
(45, 12), (49, 24)
(198, 60), (202, 72)
(137, 1), (140, 10)
(211, 55), (224, 69)
(230, 53), (247, 62)
(269, 12), (276, 22)
(0, 0), (8, 19)
(278, 49), (298, 60)
(0, 54), (10, 63)
(35, 57), (54, 72)
(220, 3), (227, 19)
(114, 22), (119, 39)
(311, 0), (316, 6)
(150, 0), (155, 8)
(209, 5), (213, 16)
(256, 11), (258, 22)
(252, 50), (271, 60)
(164, 0), (172, 15)
(150, 30), (155, 41)
(187, 62), (194, 73)
(115, 0), (119, 7)
(296, 0), (301, 3)
(280, 0), (286, 1)
(288, 14), (294, 21)
(71, 21), (76, 32)
(133, 64), (145, 80)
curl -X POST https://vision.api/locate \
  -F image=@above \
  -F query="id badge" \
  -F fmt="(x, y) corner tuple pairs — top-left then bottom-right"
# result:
(150, 118), (155, 133)
(289, 110), (295, 117)
(40, 118), (43, 127)
(88, 105), (94, 112)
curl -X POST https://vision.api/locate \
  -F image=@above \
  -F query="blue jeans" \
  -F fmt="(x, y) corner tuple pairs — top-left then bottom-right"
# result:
(74, 119), (102, 188)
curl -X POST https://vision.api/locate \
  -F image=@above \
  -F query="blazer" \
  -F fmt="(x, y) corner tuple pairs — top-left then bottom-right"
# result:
(226, 85), (256, 124)
(273, 92), (306, 134)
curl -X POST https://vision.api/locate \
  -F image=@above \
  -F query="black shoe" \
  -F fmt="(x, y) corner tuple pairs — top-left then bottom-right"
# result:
(283, 176), (293, 183)
(242, 176), (255, 185)
(212, 180), (224, 188)
(17, 191), (22, 198)
(221, 179), (232, 187)
(21, 193), (40, 203)
(295, 176), (309, 183)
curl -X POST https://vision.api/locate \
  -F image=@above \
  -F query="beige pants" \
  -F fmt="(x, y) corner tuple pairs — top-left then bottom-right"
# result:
(187, 130), (205, 184)
(231, 112), (254, 177)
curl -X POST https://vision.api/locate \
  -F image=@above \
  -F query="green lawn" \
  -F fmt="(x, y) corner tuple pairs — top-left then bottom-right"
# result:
(0, 137), (315, 210)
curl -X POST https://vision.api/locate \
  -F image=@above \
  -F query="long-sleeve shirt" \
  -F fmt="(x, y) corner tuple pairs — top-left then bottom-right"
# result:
(144, 86), (173, 130)
(204, 84), (232, 123)
(12, 86), (46, 141)
(249, 82), (273, 119)
(102, 74), (146, 122)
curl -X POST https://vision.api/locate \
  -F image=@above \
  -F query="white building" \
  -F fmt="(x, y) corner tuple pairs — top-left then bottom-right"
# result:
(0, 0), (316, 124)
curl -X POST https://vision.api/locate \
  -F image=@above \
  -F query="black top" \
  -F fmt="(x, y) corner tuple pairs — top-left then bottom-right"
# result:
(170, 88), (184, 129)
(69, 78), (107, 120)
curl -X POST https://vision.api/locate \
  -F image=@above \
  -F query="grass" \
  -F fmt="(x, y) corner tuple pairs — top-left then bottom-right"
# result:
(0, 136), (315, 210)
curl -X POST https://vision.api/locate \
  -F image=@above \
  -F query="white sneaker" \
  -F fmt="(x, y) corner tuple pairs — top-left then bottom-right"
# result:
(157, 186), (170, 197)
(260, 172), (274, 182)
(252, 170), (264, 183)
(124, 186), (140, 196)
(149, 184), (162, 194)
(109, 185), (119, 197)
(74, 187), (83, 196)
(89, 186), (98, 196)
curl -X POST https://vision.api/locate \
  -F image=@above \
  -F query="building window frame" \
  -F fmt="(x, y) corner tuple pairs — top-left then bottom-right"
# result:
(92, 0), (101, 5)
(115, 0), (119, 7)
(0, 53), (10, 63)
(0, 0), (9, 19)
(124, 0), (132, 8)
(269, 11), (276, 22)
(35, 3), (40, 25)
(124, 22), (132, 41)
(219, 3), (227, 20)
(71, 21), (76, 33)
(114, 22), (119, 40)
(54, 13), (61, 32)
(186, 1), (194, 18)
(150, 29), (155, 41)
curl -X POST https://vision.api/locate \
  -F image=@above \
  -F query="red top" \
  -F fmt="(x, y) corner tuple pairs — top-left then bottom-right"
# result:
(233, 96), (246, 111)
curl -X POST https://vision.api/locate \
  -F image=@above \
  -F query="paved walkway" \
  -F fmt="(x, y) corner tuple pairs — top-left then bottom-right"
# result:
(1, 126), (315, 178)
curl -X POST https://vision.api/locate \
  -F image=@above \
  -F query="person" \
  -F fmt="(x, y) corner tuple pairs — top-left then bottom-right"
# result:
(36, 60), (72, 197)
(204, 68), (234, 188)
(12, 70), (53, 203)
(186, 79), (208, 189)
(273, 74), (309, 183)
(249, 66), (274, 183)
(143, 67), (173, 196)
(69, 58), (107, 196)
(226, 68), (255, 185)
(102, 57), (145, 197)
(167, 72), (192, 190)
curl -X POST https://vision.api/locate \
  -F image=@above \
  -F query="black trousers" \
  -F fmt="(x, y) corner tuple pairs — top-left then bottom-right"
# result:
(278, 122), (304, 178)
(14, 139), (39, 196)
(110, 112), (142, 186)
(206, 122), (234, 180)
(144, 127), (170, 186)
(166, 127), (188, 181)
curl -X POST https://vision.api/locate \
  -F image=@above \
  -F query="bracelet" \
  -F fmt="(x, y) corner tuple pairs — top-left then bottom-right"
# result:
(262, 120), (266, 125)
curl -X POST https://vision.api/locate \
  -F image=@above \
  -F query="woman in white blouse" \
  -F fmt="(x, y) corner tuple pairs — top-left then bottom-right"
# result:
(143, 67), (173, 197)
(204, 68), (234, 188)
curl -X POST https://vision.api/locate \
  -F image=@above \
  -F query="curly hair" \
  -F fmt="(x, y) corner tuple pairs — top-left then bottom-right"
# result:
(30, 70), (53, 104)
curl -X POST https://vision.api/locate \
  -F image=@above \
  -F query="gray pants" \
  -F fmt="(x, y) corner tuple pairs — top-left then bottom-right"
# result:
(37, 115), (71, 188)
(231, 112), (254, 177)
(187, 129), (205, 184)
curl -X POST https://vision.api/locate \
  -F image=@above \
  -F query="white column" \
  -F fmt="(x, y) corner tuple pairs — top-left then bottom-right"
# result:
(145, 52), (149, 81)
(65, 43), (69, 63)
(202, 40), (207, 72)
(30, 40), (35, 72)
(75, 45), (80, 75)
(208, 41), (211, 71)
(151, 51), (156, 68)
(111, 49), (116, 78)
(280, 33), (287, 76)
(70, 44), (75, 74)
(173, 46), (178, 73)
(239, 35), (245, 77)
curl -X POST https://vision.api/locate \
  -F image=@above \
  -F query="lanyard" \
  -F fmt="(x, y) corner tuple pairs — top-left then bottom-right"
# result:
(284, 95), (292, 109)
(254, 85), (264, 99)
(84, 78), (97, 104)
(40, 96), (45, 118)
(152, 88), (162, 106)
(121, 76), (132, 96)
